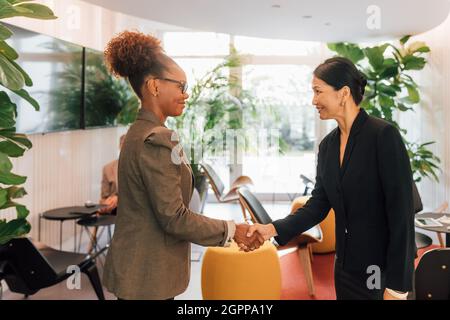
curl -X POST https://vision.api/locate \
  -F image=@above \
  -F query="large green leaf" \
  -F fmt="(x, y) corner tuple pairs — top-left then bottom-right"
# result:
(0, 91), (16, 128)
(397, 103), (412, 112)
(4, 186), (27, 200)
(0, 150), (13, 173)
(0, 127), (32, 148)
(0, 151), (26, 185)
(8, 58), (32, 86)
(364, 45), (387, 71)
(0, 23), (13, 40)
(378, 94), (395, 107)
(7, 1), (37, 4)
(379, 58), (399, 79)
(0, 140), (25, 157)
(0, 131), (32, 149)
(11, 88), (39, 110)
(400, 35), (411, 45)
(0, 170), (26, 185)
(327, 42), (365, 64)
(377, 83), (398, 96)
(0, 0), (33, 19)
(403, 55), (426, 70)
(0, 218), (30, 245)
(405, 83), (420, 103)
(0, 40), (18, 60)
(15, 204), (29, 219)
(0, 53), (25, 90)
(414, 46), (430, 53)
(15, 3), (57, 19)
(0, 188), (7, 207)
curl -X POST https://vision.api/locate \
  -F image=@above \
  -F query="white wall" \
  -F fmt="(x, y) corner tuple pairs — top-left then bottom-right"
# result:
(2, 0), (184, 249)
(409, 13), (450, 212)
(4, 0), (184, 51)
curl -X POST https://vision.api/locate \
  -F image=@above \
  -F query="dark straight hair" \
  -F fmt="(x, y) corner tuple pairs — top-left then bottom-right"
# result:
(313, 57), (367, 105)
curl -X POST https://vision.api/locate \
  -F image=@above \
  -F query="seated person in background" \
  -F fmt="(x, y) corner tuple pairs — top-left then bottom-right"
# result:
(98, 134), (126, 215)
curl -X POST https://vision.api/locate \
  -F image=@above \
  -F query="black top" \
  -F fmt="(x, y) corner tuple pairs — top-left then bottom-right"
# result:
(273, 108), (415, 292)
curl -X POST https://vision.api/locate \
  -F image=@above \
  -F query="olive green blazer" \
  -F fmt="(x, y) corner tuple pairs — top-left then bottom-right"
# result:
(103, 108), (229, 300)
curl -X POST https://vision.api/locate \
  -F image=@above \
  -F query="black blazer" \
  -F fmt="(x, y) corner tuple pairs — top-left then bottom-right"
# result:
(273, 109), (416, 292)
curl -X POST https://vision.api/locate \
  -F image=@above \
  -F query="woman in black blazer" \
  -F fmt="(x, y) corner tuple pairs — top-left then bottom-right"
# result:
(244, 57), (416, 300)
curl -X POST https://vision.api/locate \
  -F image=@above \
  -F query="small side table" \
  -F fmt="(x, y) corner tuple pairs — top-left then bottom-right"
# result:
(415, 212), (450, 247)
(38, 205), (104, 251)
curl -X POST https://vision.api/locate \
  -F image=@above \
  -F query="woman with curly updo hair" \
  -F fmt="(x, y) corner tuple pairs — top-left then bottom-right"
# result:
(102, 31), (262, 300)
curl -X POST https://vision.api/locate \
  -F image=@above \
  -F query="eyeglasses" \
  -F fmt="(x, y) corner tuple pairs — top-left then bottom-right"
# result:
(151, 77), (188, 94)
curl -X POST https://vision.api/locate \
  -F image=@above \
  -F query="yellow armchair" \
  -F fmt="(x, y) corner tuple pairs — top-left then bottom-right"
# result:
(201, 241), (281, 300)
(291, 196), (336, 254)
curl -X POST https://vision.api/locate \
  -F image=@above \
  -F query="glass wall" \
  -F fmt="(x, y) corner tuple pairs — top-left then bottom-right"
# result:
(163, 32), (331, 196)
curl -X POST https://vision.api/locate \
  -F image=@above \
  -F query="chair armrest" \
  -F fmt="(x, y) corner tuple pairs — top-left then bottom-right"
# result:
(230, 176), (254, 190)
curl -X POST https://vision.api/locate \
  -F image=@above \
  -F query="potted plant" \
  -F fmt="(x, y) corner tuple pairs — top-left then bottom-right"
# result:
(328, 36), (440, 182)
(166, 51), (243, 210)
(0, 1), (57, 248)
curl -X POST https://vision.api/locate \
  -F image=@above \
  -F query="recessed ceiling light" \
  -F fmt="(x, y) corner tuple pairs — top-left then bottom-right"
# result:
(302, 15), (313, 19)
(325, 22), (331, 26)
(272, 4), (281, 8)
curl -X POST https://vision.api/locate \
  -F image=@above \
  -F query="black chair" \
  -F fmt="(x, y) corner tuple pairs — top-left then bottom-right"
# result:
(237, 187), (322, 296)
(411, 182), (434, 250)
(0, 238), (106, 300)
(415, 248), (450, 300)
(300, 174), (315, 196)
(200, 163), (254, 221)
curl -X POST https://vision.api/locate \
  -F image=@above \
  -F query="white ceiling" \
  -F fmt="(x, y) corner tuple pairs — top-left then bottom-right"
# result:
(81, 0), (450, 42)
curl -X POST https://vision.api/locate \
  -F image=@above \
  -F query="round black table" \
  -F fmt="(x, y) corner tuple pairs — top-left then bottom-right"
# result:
(38, 205), (105, 251)
(415, 212), (450, 247)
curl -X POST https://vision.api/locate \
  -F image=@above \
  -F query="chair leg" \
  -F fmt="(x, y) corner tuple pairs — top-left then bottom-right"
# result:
(238, 201), (250, 223)
(437, 232), (445, 247)
(87, 226), (99, 254)
(308, 244), (314, 263)
(83, 263), (105, 300)
(298, 245), (315, 296)
(78, 226), (84, 253)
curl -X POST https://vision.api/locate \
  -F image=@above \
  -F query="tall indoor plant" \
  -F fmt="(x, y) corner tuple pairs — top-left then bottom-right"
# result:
(328, 36), (440, 182)
(0, 1), (57, 245)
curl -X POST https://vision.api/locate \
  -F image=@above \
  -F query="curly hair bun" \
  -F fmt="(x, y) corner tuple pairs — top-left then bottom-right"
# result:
(104, 30), (163, 78)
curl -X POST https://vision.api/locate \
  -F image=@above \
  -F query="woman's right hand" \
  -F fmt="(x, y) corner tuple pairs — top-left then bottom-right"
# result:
(238, 223), (278, 251)
(98, 195), (118, 214)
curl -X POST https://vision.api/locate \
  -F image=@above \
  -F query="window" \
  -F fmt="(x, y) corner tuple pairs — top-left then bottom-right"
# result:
(242, 64), (317, 193)
(163, 31), (328, 195)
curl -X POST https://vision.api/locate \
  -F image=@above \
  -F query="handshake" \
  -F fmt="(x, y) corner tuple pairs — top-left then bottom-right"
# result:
(233, 223), (278, 252)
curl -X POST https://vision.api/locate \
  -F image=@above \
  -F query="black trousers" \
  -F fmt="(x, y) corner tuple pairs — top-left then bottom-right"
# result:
(334, 258), (386, 300)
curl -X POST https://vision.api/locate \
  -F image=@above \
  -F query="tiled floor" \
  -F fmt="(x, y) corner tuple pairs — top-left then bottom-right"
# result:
(2, 201), (292, 300)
